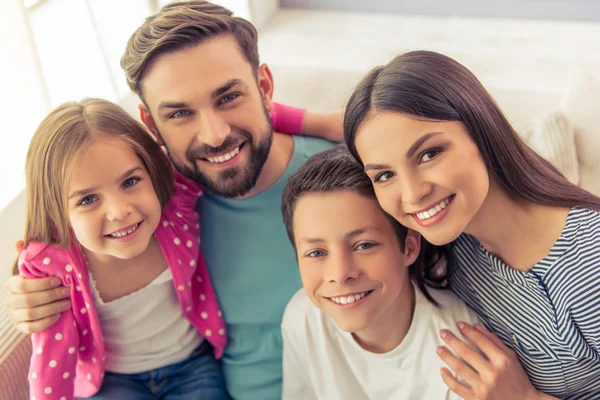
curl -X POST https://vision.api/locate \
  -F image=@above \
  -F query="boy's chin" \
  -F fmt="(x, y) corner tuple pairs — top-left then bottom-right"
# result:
(330, 316), (370, 334)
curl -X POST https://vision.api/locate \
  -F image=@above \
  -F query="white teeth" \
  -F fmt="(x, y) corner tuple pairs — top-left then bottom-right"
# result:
(206, 146), (240, 163)
(109, 223), (140, 238)
(416, 197), (451, 220)
(329, 291), (369, 305)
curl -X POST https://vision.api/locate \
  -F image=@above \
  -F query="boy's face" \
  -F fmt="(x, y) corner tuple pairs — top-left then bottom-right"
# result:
(293, 190), (420, 334)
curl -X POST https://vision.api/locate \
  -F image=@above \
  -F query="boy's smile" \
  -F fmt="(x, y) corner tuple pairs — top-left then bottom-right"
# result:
(293, 190), (420, 352)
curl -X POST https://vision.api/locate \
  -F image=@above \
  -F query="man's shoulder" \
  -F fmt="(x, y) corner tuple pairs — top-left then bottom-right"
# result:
(293, 135), (336, 159)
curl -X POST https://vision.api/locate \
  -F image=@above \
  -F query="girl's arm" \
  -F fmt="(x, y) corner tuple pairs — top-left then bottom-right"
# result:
(437, 322), (559, 400)
(271, 102), (343, 142)
(20, 257), (80, 400)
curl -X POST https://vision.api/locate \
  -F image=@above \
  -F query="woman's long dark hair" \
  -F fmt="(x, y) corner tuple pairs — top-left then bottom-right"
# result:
(344, 50), (600, 212)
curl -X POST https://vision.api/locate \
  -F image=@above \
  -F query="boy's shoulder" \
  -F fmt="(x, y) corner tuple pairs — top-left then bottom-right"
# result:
(282, 289), (335, 336)
(423, 286), (481, 327)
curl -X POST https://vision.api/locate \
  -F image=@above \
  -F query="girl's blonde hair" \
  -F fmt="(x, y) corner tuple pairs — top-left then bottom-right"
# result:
(23, 98), (174, 249)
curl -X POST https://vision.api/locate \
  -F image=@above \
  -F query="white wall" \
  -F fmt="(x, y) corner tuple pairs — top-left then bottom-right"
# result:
(0, 0), (49, 212)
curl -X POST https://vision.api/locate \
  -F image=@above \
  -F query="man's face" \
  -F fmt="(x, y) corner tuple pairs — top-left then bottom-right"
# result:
(140, 35), (274, 198)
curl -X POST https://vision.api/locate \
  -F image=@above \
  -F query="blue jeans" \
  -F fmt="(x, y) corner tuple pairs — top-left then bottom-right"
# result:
(84, 342), (229, 399)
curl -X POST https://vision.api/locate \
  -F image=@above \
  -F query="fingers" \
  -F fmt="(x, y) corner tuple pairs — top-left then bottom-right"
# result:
(5, 284), (70, 309)
(440, 328), (489, 373)
(15, 240), (24, 253)
(15, 314), (61, 335)
(474, 323), (509, 351)
(440, 367), (474, 400)
(456, 322), (507, 362)
(437, 343), (480, 384)
(4, 275), (63, 295)
(9, 298), (71, 324)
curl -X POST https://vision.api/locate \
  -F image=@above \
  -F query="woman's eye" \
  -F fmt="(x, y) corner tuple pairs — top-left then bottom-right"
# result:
(356, 242), (375, 251)
(170, 110), (190, 119)
(219, 93), (240, 105)
(419, 149), (442, 163)
(307, 250), (326, 258)
(374, 171), (394, 183)
(78, 195), (96, 206)
(123, 177), (140, 189)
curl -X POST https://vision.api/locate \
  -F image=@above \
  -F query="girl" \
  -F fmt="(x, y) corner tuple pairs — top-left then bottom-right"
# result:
(343, 51), (600, 400)
(18, 98), (228, 400)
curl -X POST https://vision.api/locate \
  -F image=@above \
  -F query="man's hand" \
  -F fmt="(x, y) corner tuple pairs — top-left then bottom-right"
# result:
(3, 240), (71, 334)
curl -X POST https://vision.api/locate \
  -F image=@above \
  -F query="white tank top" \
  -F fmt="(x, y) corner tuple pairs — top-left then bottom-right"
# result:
(90, 268), (204, 373)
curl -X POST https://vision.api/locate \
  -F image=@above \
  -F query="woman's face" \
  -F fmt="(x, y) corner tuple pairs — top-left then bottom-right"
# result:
(354, 111), (490, 245)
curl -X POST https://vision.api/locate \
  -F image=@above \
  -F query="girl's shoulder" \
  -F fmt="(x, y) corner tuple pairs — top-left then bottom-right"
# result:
(19, 240), (84, 277)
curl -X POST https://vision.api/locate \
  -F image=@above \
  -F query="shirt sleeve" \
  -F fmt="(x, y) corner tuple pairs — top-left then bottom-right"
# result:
(271, 102), (305, 135)
(19, 257), (80, 400)
(281, 324), (318, 400)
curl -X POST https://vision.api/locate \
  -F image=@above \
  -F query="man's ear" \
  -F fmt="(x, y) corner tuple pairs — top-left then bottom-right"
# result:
(138, 104), (164, 145)
(403, 229), (421, 267)
(256, 63), (274, 113)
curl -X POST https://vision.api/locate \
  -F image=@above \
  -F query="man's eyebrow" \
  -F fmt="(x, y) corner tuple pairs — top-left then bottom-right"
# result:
(406, 132), (443, 158)
(68, 167), (142, 200)
(157, 79), (244, 112)
(211, 79), (244, 100)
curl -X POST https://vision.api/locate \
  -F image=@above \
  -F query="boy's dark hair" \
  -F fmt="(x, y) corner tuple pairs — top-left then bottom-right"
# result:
(282, 145), (449, 305)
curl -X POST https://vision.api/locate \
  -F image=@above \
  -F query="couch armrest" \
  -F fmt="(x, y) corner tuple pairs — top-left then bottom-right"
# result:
(0, 290), (31, 400)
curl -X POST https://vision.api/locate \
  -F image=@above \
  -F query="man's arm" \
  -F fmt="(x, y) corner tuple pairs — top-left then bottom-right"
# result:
(4, 241), (71, 334)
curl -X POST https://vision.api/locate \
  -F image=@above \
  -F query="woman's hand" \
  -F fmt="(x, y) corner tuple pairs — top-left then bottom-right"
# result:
(437, 322), (558, 400)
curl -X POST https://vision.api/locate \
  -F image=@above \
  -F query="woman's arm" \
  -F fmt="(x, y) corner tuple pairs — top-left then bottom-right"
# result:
(271, 102), (343, 142)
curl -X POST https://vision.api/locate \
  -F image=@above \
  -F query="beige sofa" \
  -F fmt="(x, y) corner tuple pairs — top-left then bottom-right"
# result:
(1, 67), (598, 400)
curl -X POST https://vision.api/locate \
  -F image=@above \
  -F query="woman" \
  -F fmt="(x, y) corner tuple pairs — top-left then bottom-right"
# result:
(344, 50), (600, 400)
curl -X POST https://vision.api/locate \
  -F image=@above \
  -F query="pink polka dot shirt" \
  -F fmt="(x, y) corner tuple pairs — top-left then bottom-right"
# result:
(18, 172), (227, 400)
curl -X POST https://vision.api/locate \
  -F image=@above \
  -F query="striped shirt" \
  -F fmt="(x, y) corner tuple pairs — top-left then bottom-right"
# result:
(450, 207), (600, 400)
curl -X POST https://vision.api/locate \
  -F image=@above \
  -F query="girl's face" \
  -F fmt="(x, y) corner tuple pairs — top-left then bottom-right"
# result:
(355, 112), (490, 245)
(67, 137), (162, 260)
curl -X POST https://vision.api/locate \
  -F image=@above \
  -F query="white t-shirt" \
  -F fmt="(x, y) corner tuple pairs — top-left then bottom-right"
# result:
(281, 283), (481, 400)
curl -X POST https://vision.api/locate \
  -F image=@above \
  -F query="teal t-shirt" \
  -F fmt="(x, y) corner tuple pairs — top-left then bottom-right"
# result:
(198, 135), (334, 400)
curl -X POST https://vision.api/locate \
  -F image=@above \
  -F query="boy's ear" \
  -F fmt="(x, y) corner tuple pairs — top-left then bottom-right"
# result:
(403, 229), (421, 267)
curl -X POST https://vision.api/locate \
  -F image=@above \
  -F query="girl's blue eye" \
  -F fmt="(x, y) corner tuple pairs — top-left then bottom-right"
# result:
(374, 171), (393, 183)
(307, 250), (326, 258)
(123, 177), (140, 189)
(79, 195), (96, 206)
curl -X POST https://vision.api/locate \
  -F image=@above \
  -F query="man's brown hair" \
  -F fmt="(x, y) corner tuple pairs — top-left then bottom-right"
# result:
(121, 1), (259, 99)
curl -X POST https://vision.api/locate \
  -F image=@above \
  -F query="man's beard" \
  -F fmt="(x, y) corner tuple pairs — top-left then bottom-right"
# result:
(170, 123), (273, 198)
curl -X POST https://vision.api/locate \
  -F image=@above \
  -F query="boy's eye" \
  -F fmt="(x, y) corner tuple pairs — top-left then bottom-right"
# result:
(122, 177), (140, 189)
(355, 242), (375, 251)
(306, 249), (326, 258)
(374, 171), (394, 183)
(219, 93), (240, 105)
(78, 195), (97, 206)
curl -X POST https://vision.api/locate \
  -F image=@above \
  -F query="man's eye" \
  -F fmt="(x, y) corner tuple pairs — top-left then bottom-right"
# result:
(170, 110), (190, 119)
(219, 93), (240, 105)
(79, 195), (97, 206)
(374, 171), (394, 183)
(123, 177), (140, 189)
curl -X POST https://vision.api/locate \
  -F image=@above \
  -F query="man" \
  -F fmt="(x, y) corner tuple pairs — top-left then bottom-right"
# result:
(4, 2), (334, 399)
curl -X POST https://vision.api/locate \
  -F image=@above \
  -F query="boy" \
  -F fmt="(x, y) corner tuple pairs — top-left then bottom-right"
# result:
(280, 146), (480, 399)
